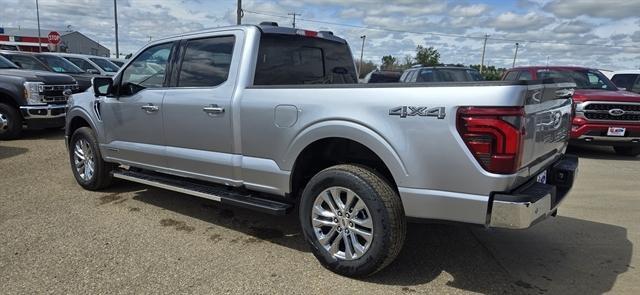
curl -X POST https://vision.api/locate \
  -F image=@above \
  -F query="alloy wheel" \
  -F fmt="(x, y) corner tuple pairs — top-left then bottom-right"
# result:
(73, 138), (95, 181)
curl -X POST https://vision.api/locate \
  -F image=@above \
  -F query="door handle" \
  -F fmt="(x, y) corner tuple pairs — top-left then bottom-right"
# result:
(203, 105), (225, 114)
(141, 104), (159, 113)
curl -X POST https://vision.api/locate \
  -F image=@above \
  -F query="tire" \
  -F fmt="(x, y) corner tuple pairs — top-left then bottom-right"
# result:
(613, 146), (640, 157)
(0, 103), (23, 140)
(299, 164), (406, 277)
(69, 127), (114, 190)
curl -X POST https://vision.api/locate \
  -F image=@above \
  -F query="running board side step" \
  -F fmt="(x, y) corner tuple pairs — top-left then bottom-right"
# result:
(112, 169), (292, 215)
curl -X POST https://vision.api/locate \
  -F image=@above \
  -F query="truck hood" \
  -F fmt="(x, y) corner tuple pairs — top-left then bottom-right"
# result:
(573, 89), (640, 103)
(0, 69), (77, 84)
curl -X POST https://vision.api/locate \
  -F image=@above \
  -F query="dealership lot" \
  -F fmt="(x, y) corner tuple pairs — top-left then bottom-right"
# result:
(0, 130), (638, 294)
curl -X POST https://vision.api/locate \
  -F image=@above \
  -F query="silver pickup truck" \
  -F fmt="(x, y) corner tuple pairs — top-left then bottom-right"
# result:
(65, 23), (578, 277)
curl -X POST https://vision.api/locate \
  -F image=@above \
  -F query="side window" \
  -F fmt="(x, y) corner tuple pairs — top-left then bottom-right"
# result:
(503, 71), (518, 81)
(66, 57), (98, 71)
(399, 71), (409, 82)
(631, 75), (640, 93)
(417, 69), (435, 82)
(611, 74), (636, 90)
(518, 71), (532, 80)
(406, 70), (417, 82)
(120, 42), (173, 96)
(177, 36), (235, 87)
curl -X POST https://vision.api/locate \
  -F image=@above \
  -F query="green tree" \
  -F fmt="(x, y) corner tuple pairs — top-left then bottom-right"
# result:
(401, 55), (414, 69)
(469, 64), (507, 81)
(355, 59), (378, 78)
(415, 45), (440, 66)
(381, 55), (399, 70)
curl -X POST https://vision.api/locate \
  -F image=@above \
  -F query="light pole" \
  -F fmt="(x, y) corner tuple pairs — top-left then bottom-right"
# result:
(114, 0), (119, 58)
(36, 0), (42, 52)
(480, 34), (489, 74)
(288, 12), (300, 28)
(512, 42), (519, 68)
(359, 35), (366, 77)
(237, 0), (242, 25)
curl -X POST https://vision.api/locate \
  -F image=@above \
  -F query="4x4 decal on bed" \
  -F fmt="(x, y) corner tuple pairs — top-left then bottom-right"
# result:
(389, 106), (446, 119)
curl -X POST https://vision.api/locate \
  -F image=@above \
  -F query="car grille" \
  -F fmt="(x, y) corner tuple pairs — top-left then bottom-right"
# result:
(581, 102), (640, 122)
(40, 84), (80, 104)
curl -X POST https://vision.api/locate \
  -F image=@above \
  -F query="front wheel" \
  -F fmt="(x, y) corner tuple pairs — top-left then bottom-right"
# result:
(69, 127), (114, 190)
(0, 103), (23, 140)
(299, 164), (405, 277)
(613, 146), (640, 157)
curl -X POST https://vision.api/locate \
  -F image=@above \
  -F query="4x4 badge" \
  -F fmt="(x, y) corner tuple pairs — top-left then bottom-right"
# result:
(389, 106), (446, 119)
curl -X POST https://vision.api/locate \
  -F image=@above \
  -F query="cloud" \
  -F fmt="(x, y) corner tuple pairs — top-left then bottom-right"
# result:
(448, 4), (489, 17)
(489, 12), (554, 32)
(543, 0), (640, 19)
(552, 20), (592, 34)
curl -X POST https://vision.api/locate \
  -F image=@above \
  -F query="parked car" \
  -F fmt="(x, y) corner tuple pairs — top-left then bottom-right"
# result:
(66, 23), (578, 277)
(0, 51), (96, 92)
(53, 53), (119, 76)
(362, 70), (402, 83)
(0, 55), (79, 139)
(503, 66), (640, 156)
(108, 58), (126, 67)
(400, 66), (483, 83)
(609, 71), (640, 94)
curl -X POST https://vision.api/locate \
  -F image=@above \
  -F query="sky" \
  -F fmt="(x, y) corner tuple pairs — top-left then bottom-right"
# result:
(1, 0), (639, 70)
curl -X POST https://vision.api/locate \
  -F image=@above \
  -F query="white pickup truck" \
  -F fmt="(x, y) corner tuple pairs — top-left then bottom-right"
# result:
(65, 23), (578, 277)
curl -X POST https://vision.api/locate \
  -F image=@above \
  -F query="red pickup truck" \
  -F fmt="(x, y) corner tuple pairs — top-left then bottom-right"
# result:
(503, 66), (640, 156)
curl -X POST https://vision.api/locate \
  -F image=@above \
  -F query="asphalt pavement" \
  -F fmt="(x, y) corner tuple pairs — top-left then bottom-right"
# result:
(0, 129), (638, 294)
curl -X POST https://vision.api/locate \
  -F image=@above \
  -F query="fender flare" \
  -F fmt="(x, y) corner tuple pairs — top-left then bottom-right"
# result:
(282, 120), (409, 186)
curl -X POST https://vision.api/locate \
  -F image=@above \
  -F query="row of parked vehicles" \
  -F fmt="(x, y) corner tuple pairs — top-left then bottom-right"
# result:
(0, 51), (126, 139)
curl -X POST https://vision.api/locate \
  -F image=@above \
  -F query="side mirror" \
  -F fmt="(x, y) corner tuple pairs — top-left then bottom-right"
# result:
(87, 69), (100, 75)
(92, 77), (113, 97)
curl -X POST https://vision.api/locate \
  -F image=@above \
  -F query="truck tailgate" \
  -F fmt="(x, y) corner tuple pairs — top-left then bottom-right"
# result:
(520, 81), (575, 176)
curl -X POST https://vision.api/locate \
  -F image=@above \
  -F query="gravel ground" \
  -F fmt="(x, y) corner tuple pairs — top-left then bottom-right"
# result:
(0, 129), (638, 294)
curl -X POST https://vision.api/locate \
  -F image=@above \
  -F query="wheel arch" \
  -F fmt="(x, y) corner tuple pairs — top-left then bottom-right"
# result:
(286, 121), (408, 198)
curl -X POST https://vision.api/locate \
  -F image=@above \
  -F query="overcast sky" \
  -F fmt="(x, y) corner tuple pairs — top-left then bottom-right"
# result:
(2, 0), (639, 70)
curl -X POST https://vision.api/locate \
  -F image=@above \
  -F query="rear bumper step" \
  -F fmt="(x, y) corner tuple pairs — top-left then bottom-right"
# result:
(112, 169), (292, 215)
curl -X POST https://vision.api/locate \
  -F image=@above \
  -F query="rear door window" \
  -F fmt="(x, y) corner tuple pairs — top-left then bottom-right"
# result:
(3, 54), (49, 71)
(518, 71), (532, 80)
(503, 71), (518, 81)
(89, 58), (119, 72)
(177, 36), (235, 87)
(65, 57), (99, 72)
(436, 69), (468, 82)
(254, 34), (357, 85)
(611, 74), (638, 90)
(417, 69), (435, 82)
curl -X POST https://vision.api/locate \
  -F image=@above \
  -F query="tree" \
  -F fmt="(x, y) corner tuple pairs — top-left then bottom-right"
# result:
(401, 55), (414, 69)
(469, 64), (506, 81)
(354, 59), (378, 78)
(381, 55), (399, 70)
(414, 45), (440, 66)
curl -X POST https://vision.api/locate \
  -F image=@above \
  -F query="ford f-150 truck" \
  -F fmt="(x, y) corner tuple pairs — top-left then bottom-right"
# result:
(65, 23), (578, 277)
(503, 66), (640, 156)
(0, 55), (79, 140)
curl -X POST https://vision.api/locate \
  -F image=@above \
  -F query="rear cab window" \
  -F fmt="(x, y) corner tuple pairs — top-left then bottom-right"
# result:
(254, 33), (357, 85)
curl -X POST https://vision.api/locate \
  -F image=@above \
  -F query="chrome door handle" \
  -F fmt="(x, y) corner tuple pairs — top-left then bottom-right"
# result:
(141, 104), (159, 113)
(203, 105), (225, 114)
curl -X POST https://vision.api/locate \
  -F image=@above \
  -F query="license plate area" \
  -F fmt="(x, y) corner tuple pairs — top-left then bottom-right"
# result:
(536, 170), (548, 184)
(607, 127), (626, 137)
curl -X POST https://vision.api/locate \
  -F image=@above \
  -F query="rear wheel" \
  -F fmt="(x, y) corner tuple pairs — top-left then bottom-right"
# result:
(69, 127), (115, 190)
(299, 164), (405, 277)
(613, 146), (640, 157)
(0, 103), (22, 140)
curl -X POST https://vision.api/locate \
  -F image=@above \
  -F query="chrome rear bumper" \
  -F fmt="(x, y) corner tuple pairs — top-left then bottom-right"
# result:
(489, 154), (578, 229)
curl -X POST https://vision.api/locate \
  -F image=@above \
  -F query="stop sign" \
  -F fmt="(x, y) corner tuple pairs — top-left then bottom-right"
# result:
(48, 31), (60, 45)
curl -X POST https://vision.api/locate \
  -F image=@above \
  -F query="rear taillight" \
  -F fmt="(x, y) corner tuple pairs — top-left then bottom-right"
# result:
(456, 106), (525, 174)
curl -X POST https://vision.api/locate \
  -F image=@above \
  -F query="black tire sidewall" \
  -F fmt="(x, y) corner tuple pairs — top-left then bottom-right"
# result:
(299, 166), (396, 276)
(0, 103), (22, 140)
(69, 127), (109, 190)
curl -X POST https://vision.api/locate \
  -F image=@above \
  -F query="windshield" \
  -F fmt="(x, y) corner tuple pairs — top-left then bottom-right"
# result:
(36, 55), (84, 74)
(89, 58), (119, 72)
(537, 69), (617, 91)
(3, 54), (50, 71)
(0, 56), (18, 69)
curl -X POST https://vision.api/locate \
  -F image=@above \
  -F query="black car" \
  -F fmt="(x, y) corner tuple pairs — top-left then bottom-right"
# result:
(363, 70), (403, 83)
(0, 51), (95, 91)
(400, 66), (483, 83)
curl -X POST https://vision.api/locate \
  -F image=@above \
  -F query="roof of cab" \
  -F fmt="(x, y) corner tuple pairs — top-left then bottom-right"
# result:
(150, 23), (347, 44)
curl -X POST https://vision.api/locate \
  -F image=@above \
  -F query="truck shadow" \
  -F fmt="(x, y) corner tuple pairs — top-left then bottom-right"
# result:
(19, 128), (66, 140)
(0, 145), (28, 160)
(126, 185), (631, 294)
(568, 144), (639, 161)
